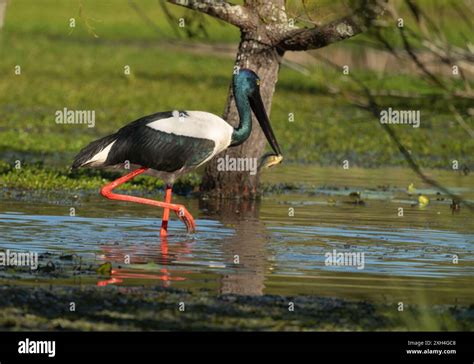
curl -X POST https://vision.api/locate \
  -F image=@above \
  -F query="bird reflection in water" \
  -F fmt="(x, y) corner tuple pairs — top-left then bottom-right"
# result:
(96, 235), (192, 287)
(96, 197), (271, 295)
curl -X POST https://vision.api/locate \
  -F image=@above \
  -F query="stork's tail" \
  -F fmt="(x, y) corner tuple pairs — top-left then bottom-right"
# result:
(72, 134), (117, 169)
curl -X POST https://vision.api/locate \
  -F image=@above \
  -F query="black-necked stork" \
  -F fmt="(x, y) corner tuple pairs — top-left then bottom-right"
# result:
(72, 69), (282, 236)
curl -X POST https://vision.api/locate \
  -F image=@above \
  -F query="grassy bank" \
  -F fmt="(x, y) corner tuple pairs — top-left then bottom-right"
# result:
(0, 160), (200, 192)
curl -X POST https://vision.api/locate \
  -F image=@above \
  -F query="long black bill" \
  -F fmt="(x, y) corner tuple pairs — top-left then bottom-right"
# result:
(249, 91), (282, 156)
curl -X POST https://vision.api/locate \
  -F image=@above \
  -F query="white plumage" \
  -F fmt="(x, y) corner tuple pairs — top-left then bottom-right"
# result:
(146, 111), (234, 156)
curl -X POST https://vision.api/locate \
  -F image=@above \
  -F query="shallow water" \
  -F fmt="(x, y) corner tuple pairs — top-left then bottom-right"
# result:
(1, 166), (473, 306)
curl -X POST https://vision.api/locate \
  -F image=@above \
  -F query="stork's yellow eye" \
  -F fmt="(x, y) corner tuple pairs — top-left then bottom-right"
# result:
(256, 79), (260, 86)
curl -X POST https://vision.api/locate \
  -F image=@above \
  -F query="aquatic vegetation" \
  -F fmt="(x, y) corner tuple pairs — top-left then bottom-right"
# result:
(418, 195), (430, 207)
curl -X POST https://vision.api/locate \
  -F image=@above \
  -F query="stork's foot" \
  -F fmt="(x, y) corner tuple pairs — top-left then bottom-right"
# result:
(173, 205), (196, 234)
(100, 167), (196, 235)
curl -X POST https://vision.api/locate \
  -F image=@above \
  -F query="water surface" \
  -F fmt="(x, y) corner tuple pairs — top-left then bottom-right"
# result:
(1, 166), (473, 306)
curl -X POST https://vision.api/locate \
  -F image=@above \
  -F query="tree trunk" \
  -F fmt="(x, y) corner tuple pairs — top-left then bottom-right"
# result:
(197, 0), (385, 199)
(200, 2), (286, 199)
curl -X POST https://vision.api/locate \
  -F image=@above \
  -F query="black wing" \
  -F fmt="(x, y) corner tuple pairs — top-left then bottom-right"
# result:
(73, 111), (215, 172)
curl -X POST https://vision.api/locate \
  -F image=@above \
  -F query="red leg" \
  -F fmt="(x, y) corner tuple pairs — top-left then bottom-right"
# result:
(160, 184), (172, 237)
(100, 167), (195, 234)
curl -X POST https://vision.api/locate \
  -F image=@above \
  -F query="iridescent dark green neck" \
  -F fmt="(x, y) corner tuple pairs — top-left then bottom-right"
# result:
(230, 85), (252, 146)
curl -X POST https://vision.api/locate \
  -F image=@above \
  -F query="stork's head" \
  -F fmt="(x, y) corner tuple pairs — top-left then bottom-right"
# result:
(233, 69), (282, 157)
(233, 69), (260, 96)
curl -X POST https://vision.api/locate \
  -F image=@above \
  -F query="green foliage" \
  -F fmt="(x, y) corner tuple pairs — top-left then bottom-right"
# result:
(5, 0), (240, 43)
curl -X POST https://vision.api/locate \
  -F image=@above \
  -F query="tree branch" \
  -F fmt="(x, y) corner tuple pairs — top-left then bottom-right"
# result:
(166, 0), (250, 29)
(277, 0), (387, 51)
(312, 53), (474, 211)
